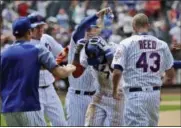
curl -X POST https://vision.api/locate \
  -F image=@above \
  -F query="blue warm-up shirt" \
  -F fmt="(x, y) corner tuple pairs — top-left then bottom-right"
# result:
(0, 40), (57, 113)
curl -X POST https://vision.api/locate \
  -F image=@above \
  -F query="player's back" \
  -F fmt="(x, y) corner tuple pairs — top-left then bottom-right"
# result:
(1, 42), (41, 112)
(121, 34), (171, 87)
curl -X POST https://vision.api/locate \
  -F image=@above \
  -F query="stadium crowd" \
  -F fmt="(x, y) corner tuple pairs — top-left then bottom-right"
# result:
(1, 0), (181, 86)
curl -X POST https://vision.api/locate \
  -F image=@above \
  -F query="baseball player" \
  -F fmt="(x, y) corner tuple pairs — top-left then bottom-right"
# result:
(112, 13), (175, 126)
(0, 17), (76, 126)
(72, 35), (124, 126)
(66, 8), (111, 126)
(28, 13), (67, 126)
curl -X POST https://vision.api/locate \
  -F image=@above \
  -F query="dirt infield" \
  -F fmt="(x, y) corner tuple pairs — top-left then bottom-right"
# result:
(161, 101), (180, 105)
(159, 110), (181, 126)
(159, 88), (181, 126)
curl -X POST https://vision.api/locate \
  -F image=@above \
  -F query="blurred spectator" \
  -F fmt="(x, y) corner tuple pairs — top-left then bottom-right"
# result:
(169, 21), (181, 60)
(36, 1), (51, 17)
(167, 1), (181, 28)
(46, 1), (62, 17)
(144, 0), (161, 20)
(2, 3), (18, 23)
(56, 9), (69, 30)
(71, 0), (88, 24)
(16, 1), (29, 16)
(169, 21), (181, 45)
(0, 15), (14, 52)
(123, 11), (134, 37)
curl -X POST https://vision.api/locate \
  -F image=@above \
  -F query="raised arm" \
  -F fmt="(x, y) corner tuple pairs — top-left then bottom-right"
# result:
(72, 7), (112, 43)
(72, 14), (98, 43)
(72, 39), (88, 78)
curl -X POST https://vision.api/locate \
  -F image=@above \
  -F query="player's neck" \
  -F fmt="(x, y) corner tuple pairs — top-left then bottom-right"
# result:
(136, 28), (148, 35)
(16, 37), (30, 42)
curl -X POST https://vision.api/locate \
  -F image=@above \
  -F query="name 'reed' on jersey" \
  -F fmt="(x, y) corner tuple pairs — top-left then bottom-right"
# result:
(112, 34), (174, 88)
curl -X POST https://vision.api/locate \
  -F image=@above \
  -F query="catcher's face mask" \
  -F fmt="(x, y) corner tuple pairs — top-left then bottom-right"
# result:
(85, 39), (104, 66)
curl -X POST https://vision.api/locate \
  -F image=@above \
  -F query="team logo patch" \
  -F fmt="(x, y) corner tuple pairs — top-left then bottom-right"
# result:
(45, 43), (52, 51)
(114, 49), (122, 60)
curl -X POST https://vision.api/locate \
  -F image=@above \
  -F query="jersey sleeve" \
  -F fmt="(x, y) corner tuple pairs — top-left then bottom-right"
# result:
(163, 44), (174, 70)
(80, 47), (88, 68)
(41, 34), (63, 58)
(37, 44), (58, 71)
(112, 43), (127, 71)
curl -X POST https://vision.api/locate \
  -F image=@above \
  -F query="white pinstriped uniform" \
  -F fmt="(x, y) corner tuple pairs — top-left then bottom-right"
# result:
(66, 38), (97, 126)
(31, 34), (67, 126)
(80, 40), (124, 126)
(112, 34), (174, 126)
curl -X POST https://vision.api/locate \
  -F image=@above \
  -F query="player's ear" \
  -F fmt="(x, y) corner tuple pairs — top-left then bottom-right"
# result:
(147, 23), (151, 29)
(132, 24), (137, 33)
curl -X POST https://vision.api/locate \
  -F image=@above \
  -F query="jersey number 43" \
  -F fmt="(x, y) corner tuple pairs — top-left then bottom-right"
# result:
(136, 52), (160, 72)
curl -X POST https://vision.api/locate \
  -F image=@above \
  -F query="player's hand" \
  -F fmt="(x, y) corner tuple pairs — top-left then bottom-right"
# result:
(96, 7), (112, 17)
(56, 47), (69, 64)
(113, 93), (121, 100)
(113, 90), (121, 100)
(75, 39), (87, 55)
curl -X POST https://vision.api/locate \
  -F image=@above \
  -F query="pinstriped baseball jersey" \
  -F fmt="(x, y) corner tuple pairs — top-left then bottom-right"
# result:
(39, 34), (63, 87)
(112, 34), (174, 88)
(41, 34), (63, 58)
(80, 41), (118, 94)
(68, 38), (97, 91)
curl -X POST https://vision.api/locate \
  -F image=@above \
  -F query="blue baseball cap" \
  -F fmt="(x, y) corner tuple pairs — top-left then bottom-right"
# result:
(12, 17), (32, 36)
(27, 13), (46, 28)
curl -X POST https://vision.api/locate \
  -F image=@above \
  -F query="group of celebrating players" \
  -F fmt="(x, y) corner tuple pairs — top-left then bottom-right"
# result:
(1, 7), (181, 126)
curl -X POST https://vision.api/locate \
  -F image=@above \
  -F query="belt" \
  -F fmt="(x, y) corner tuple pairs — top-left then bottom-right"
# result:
(39, 86), (49, 89)
(129, 86), (161, 92)
(75, 90), (96, 96)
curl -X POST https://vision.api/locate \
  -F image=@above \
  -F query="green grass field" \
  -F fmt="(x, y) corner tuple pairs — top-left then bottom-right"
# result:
(1, 94), (180, 126)
(162, 95), (181, 101)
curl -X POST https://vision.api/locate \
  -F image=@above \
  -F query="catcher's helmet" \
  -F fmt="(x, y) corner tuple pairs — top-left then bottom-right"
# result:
(85, 37), (105, 65)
